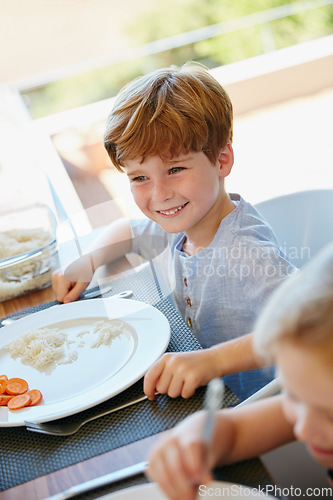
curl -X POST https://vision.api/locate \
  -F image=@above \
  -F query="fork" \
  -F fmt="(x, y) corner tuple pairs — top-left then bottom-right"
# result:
(25, 393), (148, 436)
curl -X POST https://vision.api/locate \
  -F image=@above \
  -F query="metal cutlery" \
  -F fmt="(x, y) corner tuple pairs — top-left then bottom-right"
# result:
(44, 461), (148, 500)
(78, 284), (114, 299)
(25, 393), (148, 436)
(0, 289), (133, 326)
(80, 287), (133, 300)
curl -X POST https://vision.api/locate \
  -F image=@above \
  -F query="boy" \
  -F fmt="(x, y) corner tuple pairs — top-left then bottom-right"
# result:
(52, 63), (296, 399)
(147, 243), (333, 499)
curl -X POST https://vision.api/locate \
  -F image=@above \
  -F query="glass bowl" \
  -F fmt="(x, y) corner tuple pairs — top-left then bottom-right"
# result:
(0, 204), (58, 302)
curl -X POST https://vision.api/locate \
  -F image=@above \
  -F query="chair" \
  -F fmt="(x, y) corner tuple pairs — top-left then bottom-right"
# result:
(254, 189), (333, 269)
(240, 189), (333, 405)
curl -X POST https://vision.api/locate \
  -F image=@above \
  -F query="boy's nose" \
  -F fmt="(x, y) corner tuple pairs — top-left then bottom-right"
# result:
(152, 180), (172, 202)
(293, 406), (324, 444)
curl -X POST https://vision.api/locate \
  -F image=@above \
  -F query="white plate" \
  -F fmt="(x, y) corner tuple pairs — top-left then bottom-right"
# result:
(0, 298), (170, 426)
(98, 481), (275, 499)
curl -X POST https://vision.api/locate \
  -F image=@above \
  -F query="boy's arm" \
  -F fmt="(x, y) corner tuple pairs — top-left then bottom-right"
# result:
(144, 332), (259, 400)
(147, 395), (294, 500)
(52, 218), (133, 303)
(215, 395), (294, 464)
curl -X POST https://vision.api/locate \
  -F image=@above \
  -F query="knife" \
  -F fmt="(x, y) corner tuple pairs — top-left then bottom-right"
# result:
(44, 461), (148, 500)
(48, 177), (97, 282)
(47, 177), (83, 259)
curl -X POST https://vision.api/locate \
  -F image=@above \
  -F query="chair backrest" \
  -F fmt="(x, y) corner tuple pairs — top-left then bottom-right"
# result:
(255, 189), (333, 269)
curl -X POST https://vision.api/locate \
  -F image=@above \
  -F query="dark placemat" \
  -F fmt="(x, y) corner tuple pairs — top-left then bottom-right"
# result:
(0, 385), (237, 491)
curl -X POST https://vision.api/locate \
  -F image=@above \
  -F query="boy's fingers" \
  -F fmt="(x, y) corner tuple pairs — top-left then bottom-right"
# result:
(165, 375), (184, 399)
(63, 292), (79, 304)
(51, 272), (68, 302)
(144, 353), (200, 399)
(155, 366), (174, 396)
(183, 441), (207, 484)
(163, 442), (198, 499)
(148, 439), (198, 500)
(181, 381), (197, 399)
(53, 282), (72, 303)
(63, 282), (88, 303)
(144, 358), (166, 400)
(181, 372), (203, 399)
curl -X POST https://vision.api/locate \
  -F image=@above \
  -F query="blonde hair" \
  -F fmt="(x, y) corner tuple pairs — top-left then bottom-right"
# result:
(104, 62), (233, 172)
(254, 243), (333, 364)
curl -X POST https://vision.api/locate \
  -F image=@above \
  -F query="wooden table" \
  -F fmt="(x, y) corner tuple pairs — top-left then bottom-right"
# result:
(0, 287), (168, 500)
(2, 428), (161, 500)
(0, 286), (55, 320)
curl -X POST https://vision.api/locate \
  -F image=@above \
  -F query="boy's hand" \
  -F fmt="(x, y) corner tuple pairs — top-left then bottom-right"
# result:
(52, 269), (89, 303)
(144, 350), (220, 400)
(146, 411), (213, 500)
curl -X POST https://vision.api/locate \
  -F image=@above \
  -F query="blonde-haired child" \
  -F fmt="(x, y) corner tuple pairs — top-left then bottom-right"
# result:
(147, 243), (333, 499)
(52, 62), (296, 400)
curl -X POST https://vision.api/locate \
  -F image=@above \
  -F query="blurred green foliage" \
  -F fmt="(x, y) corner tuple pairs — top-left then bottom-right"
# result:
(24, 0), (333, 118)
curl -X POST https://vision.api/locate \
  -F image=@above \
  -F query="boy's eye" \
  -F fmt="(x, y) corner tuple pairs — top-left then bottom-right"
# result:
(132, 175), (148, 182)
(169, 167), (184, 174)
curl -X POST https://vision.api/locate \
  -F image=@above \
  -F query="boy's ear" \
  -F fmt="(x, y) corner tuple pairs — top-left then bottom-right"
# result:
(217, 141), (234, 178)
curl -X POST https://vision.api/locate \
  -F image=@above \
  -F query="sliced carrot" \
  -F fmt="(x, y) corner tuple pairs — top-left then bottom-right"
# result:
(6, 378), (29, 395)
(0, 379), (7, 394)
(7, 394), (31, 410)
(26, 389), (43, 406)
(0, 376), (42, 408)
(0, 395), (14, 406)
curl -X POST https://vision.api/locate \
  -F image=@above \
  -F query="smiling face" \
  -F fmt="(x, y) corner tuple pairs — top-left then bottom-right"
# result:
(277, 341), (333, 469)
(124, 146), (234, 251)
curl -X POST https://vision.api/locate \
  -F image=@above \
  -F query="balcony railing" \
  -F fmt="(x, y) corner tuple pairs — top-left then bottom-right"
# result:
(13, 0), (333, 93)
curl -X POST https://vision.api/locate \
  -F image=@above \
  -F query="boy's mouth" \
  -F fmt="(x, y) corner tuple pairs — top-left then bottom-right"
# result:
(308, 443), (333, 457)
(156, 202), (189, 216)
